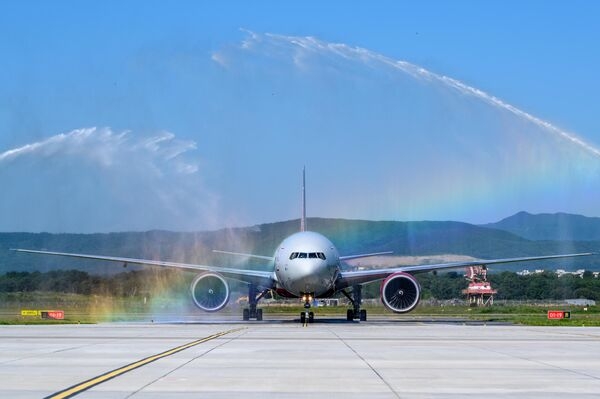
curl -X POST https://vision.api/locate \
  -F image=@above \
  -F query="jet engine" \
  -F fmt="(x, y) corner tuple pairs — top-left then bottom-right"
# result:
(380, 272), (421, 313)
(190, 272), (230, 312)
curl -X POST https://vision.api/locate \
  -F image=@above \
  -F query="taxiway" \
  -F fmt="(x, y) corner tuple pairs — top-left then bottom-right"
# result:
(1, 320), (600, 398)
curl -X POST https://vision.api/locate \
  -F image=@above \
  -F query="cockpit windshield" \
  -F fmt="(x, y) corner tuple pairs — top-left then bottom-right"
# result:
(289, 252), (326, 260)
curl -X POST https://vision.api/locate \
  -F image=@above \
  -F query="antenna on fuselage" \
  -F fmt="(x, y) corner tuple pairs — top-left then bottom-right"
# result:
(300, 167), (306, 232)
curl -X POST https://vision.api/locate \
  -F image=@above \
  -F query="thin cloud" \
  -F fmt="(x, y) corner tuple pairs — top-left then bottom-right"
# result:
(211, 52), (229, 68)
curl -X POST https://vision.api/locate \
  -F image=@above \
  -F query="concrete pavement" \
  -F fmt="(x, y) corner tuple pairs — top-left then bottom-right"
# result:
(1, 320), (600, 398)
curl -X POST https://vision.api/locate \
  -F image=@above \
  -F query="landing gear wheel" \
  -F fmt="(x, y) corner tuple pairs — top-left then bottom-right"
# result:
(300, 312), (306, 324)
(256, 309), (263, 321)
(308, 311), (314, 323)
(243, 309), (250, 321)
(346, 309), (354, 321)
(360, 309), (367, 321)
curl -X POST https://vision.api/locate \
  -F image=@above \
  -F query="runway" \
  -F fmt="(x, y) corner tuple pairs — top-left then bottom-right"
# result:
(2, 320), (600, 398)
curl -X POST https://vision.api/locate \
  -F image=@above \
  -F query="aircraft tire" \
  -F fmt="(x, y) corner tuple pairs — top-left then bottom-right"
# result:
(300, 312), (306, 324)
(360, 309), (367, 321)
(243, 309), (250, 321)
(346, 309), (354, 321)
(256, 309), (263, 321)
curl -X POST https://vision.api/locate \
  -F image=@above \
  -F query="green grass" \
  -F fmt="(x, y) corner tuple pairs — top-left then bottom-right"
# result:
(2, 291), (599, 326)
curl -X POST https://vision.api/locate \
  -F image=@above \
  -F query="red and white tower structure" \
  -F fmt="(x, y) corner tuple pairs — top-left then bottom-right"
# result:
(463, 266), (497, 306)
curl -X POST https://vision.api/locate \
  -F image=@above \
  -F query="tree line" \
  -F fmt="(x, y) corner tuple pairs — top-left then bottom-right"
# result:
(419, 271), (600, 301)
(0, 269), (189, 298)
(1, 269), (599, 301)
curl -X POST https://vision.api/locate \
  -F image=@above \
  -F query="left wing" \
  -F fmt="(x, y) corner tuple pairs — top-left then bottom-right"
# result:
(11, 249), (275, 287)
(337, 252), (595, 288)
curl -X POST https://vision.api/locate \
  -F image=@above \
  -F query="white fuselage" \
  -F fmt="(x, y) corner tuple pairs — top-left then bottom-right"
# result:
(273, 231), (340, 297)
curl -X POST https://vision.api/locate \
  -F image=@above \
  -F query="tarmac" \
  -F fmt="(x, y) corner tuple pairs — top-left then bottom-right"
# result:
(2, 318), (600, 398)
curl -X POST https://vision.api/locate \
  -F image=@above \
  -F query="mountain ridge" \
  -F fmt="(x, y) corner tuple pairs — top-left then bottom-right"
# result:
(2, 213), (599, 274)
(482, 211), (600, 241)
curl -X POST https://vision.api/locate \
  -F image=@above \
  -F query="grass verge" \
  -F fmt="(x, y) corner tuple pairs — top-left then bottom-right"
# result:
(1, 292), (599, 326)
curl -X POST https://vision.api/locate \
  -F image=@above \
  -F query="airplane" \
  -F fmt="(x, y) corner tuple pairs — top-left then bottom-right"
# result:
(12, 169), (595, 323)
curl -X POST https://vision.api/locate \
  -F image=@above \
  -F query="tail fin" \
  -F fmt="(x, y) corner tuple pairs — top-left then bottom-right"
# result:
(300, 167), (306, 232)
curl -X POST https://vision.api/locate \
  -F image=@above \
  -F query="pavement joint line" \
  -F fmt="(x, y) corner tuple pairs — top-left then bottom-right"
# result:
(0, 342), (98, 366)
(328, 328), (402, 399)
(43, 327), (245, 399)
(470, 341), (600, 382)
(124, 328), (250, 398)
(522, 327), (600, 340)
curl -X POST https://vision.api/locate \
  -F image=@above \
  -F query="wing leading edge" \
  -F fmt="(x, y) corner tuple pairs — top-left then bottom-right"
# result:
(11, 249), (275, 287)
(337, 252), (595, 288)
(339, 251), (393, 261)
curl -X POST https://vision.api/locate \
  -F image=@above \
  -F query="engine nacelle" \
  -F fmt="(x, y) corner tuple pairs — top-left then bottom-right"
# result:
(380, 272), (421, 313)
(190, 272), (230, 312)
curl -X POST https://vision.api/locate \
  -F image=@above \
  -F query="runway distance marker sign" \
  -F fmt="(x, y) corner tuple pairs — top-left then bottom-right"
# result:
(21, 310), (40, 316)
(41, 310), (65, 320)
(21, 309), (65, 319)
(547, 310), (571, 320)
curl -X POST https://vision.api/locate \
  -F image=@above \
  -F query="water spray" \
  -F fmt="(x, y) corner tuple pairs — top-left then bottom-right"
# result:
(244, 32), (600, 159)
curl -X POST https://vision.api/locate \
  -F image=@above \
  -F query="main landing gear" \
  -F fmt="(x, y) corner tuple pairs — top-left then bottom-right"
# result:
(342, 285), (367, 321)
(300, 293), (315, 324)
(242, 284), (266, 321)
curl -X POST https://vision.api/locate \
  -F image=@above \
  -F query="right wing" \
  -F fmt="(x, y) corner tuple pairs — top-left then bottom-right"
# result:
(11, 249), (275, 287)
(212, 250), (274, 261)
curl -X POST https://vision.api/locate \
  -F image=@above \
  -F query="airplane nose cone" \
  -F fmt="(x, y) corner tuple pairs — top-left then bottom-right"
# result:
(284, 259), (332, 295)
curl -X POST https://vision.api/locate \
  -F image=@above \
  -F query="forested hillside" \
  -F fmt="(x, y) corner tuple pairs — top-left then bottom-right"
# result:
(2, 216), (599, 274)
(2, 269), (599, 301)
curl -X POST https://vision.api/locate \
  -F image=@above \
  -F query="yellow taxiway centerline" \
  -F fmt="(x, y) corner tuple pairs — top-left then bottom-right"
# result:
(45, 327), (245, 399)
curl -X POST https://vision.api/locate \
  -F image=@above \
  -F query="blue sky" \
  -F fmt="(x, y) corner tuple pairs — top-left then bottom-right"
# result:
(1, 1), (599, 232)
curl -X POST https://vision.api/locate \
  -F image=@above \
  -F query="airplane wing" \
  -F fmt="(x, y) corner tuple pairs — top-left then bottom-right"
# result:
(337, 252), (595, 288)
(212, 250), (274, 261)
(11, 249), (275, 287)
(339, 251), (393, 261)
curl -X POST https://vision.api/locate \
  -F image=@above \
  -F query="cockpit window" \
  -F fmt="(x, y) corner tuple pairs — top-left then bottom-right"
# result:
(289, 252), (326, 260)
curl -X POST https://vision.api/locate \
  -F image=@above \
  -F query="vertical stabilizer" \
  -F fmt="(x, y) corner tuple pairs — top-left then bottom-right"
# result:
(300, 167), (306, 232)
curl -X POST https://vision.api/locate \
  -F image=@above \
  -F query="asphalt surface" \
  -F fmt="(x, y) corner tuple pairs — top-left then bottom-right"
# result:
(2, 318), (600, 398)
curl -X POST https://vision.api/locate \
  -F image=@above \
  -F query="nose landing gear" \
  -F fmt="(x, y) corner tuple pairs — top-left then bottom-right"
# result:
(300, 293), (315, 324)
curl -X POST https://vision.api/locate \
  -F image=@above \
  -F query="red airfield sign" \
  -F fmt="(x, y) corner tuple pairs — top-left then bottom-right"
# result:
(548, 310), (571, 320)
(41, 310), (65, 320)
